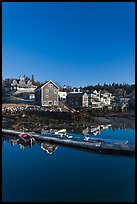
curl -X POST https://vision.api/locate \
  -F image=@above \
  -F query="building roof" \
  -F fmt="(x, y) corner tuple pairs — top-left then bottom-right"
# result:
(100, 90), (109, 94)
(35, 80), (59, 91)
(67, 93), (87, 98)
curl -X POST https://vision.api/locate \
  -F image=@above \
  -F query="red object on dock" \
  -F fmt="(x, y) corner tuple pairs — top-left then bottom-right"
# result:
(18, 133), (35, 147)
(19, 133), (29, 138)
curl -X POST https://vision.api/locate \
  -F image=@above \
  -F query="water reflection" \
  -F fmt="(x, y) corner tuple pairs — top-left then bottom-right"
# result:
(3, 134), (58, 154)
(2, 122), (135, 156)
(41, 124), (127, 140)
(37, 121), (135, 139)
(40, 143), (58, 154)
(40, 124), (112, 140)
(10, 136), (34, 149)
(2, 133), (135, 202)
(80, 123), (135, 137)
(41, 124), (112, 138)
(82, 124), (112, 136)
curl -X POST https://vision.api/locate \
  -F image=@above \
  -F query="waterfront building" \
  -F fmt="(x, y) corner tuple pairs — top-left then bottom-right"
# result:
(86, 89), (113, 109)
(66, 92), (88, 108)
(87, 90), (102, 109)
(35, 80), (59, 106)
(100, 90), (112, 106)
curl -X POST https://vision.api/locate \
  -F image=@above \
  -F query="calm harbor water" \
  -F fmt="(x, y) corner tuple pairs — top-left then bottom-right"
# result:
(2, 126), (135, 202)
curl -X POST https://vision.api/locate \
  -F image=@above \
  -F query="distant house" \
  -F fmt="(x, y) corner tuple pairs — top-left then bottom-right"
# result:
(66, 92), (88, 108)
(87, 90), (102, 108)
(58, 91), (67, 102)
(86, 89), (113, 109)
(3, 75), (37, 95)
(86, 90), (100, 106)
(114, 88), (127, 97)
(11, 75), (37, 93)
(35, 80), (59, 106)
(100, 90), (112, 106)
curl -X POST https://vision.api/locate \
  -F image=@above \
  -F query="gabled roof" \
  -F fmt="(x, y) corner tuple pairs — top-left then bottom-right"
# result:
(35, 80), (59, 91)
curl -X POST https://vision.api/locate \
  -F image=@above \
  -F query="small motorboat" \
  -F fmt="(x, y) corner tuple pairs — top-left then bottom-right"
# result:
(18, 133), (35, 147)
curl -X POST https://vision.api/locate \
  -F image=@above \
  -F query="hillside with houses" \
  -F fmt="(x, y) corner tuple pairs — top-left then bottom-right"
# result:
(2, 75), (135, 112)
(2, 75), (135, 132)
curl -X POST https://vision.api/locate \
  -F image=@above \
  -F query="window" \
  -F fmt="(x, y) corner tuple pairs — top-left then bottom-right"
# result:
(48, 83), (53, 87)
(46, 95), (49, 98)
(45, 89), (49, 93)
(54, 89), (57, 94)
(54, 101), (57, 105)
(48, 101), (53, 105)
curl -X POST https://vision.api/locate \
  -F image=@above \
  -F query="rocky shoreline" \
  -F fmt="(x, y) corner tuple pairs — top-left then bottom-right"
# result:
(2, 104), (135, 132)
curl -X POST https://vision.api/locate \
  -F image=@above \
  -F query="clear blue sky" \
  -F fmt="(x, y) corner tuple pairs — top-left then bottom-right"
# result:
(2, 2), (135, 87)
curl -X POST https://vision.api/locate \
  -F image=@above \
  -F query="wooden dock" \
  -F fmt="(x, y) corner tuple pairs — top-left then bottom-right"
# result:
(2, 129), (135, 156)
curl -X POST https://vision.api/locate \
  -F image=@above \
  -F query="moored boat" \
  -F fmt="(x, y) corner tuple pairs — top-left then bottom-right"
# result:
(18, 133), (35, 147)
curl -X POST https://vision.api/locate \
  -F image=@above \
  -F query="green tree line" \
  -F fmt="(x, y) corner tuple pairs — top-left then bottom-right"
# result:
(83, 83), (135, 95)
